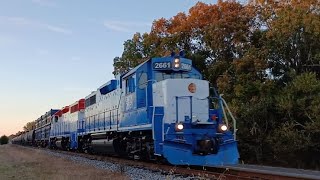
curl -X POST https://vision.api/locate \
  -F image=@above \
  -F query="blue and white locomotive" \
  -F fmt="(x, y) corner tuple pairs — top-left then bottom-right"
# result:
(14, 54), (239, 166)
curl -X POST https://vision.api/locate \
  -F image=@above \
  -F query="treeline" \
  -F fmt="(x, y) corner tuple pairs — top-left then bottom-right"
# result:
(113, 0), (320, 169)
(8, 121), (35, 140)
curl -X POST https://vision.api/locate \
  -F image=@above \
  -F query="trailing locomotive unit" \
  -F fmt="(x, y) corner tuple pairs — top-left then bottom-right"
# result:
(51, 54), (239, 166)
(50, 99), (85, 150)
(35, 109), (58, 147)
(11, 109), (58, 146)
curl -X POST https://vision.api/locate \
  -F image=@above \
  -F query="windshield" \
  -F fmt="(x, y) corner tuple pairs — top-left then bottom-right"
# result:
(154, 72), (201, 82)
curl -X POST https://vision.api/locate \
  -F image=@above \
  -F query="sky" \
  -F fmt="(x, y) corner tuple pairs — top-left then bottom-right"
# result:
(0, 0), (246, 136)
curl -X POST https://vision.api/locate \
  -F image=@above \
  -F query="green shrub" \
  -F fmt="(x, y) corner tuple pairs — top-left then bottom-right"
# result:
(0, 135), (9, 145)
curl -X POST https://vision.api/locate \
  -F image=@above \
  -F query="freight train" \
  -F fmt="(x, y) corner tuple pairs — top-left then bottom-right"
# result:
(12, 53), (239, 166)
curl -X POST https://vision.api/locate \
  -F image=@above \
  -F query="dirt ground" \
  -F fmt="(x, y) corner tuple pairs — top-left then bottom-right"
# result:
(0, 144), (127, 180)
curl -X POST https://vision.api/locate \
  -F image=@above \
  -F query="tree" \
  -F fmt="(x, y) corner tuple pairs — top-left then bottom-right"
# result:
(271, 73), (320, 168)
(0, 135), (9, 145)
(251, 0), (320, 82)
(112, 0), (320, 169)
(113, 33), (151, 75)
(23, 121), (36, 131)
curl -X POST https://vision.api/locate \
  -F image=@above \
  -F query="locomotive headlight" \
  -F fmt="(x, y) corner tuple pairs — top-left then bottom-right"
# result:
(218, 124), (228, 132)
(173, 58), (180, 68)
(177, 124), (184, 130)
(175, 122), (184, 131)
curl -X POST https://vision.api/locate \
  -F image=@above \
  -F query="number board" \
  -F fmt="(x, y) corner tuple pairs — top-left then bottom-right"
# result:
(181, 63), (192, 71)
(153, 62), (171, 70)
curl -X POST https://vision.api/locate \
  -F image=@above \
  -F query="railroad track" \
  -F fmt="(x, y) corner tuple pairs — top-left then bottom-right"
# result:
(21, 145), (320, 179)
(217, 164), (320, 180)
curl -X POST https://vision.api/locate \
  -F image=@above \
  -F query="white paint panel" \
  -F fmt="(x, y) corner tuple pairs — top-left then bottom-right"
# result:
(153, 79), (209, 124)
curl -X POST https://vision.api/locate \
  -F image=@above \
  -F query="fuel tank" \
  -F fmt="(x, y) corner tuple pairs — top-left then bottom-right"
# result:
(91, 139), (116, 154)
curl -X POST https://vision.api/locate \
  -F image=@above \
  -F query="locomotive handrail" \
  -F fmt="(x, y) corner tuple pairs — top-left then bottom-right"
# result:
(147, 79), (157, 107)
(151, 105), (156, 140)
(117, 90), (123, 130)
(220, 95), (237, 140)
(211, 96), (237, 140)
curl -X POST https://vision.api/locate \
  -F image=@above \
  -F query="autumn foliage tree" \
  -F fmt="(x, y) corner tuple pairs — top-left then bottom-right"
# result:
(113, 0), (320, 169)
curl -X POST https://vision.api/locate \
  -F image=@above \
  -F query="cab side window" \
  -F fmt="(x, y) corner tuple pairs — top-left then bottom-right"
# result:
(138, 72), (147, 89)
(125, 75), (135, 94)
(54, 116), (58, 123)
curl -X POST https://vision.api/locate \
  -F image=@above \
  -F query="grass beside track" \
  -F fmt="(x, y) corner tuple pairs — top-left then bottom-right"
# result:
(0, 144), (127, 180)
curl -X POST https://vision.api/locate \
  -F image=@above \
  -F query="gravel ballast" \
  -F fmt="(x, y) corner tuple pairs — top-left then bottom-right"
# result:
(44, 150), (197, 180)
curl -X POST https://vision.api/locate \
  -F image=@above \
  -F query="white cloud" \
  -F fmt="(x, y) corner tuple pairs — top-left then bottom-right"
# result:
(0, 16), (31, 26)
(103, 20), (151, 33)
(46, 25), (72, 34)
(0, 16), (72, 35)
(31, 0), (56, 7)
(70, 56), (82, 63)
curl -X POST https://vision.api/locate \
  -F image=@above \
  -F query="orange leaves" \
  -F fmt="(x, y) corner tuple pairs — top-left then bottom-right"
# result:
(188, 2), (214, 30)
(150, 1), (250, 37)
(151, 18), (169, 37)
(167, 12), (188, 34)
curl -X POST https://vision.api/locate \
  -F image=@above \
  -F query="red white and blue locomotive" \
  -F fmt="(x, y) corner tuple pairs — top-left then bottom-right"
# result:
(12, 54), (239, 166)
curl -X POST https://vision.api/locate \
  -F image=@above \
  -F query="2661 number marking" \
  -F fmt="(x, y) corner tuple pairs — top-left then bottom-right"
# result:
(153, 62), (171, 69)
